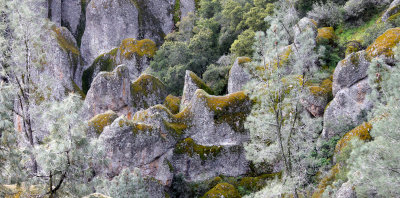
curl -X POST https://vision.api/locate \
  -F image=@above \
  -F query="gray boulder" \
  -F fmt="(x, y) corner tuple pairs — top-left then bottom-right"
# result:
(301, 85), (330, 117)
(332, 51), (370, 96)
(83, 65), (132, 120)
(180, 71), (214, 110)
(381, 0), (400, 22)
(81, 0), (140, 68)
(322, 79), (373, 139)
(172, 138), (249, 182)
(131, 74), (169, 112)
(82, 38), (157, 93)
(228, 57), (251, 94)
(61, 0), (82, 37)
(336, 182), (357, 198)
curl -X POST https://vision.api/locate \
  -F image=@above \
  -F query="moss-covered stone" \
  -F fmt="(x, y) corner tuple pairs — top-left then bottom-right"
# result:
(366, 28), (400, 60)
(120, 38), (157, 59)
(334, 122), (372, 154)
(130, 74), (168, 109)
(51, 25), (80, 55)
(312, 164), (340, 198)
(164, 95), (181, 114)
(118, 118), (154, 135)
(317, 27), (337, 44)
(237, 57), (251, 64)
(189, 71), (214, 95)
(88, 110), (119, 135)
(202, 183), (241, 198)
(175, 138), (222, 161)
(345, 41), (362, 56)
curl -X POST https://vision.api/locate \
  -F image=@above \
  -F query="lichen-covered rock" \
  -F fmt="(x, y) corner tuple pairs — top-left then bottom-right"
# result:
(228, 57), (251, 94)
(317, 27), (337, 44)
(345, 41), (362, 57)
(99, 115), (177, 184)
(188, 90), (252, 145)
(335, 182), (356, 198)
(87, 110), (119, 137)
(301, 78), (332, 117)
(180, 0), (196, 18)
(365, 28), (400, 63)
(131, 74), (169, 111)
(334, 122), (372, 155)
(332, 51), (370, 96)
(82, 38), (157, 93)
(322, 79), (373, 139)
(83, 65), (132, 120)
(381, 0), (400, 22)
(203, 183), (241, 198)
(164, 95), (182, 114)
(181, 71), (214, 110)
(81, 0), (140, 68)
(172, 138), (249, 182)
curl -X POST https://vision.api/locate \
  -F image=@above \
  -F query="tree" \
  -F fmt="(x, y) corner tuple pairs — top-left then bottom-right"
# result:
(33, 94), (107, 197)
(244, 1), (322, 196)
(95, 168), (149, 198)
(346, 48), (400, 197)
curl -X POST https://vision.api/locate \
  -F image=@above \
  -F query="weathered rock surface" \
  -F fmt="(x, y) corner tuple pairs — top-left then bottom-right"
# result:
(381, 0), (400, 22)
(332, 51), (370, 96)
(228, 57), (251, 94)
(87, 110), (119, 137)
(180, 0), (196, 18)
(61, 0), (82, 38)
(365, 27), (400, 64)
(81, 0), (140, 68)
(322, 79), (373, 139)
(181, 71), (214, 110)
(302, 78), (332, 117)
(336, 182), (357, 198)
(83, 65), (132, 120)
(131, 74), (169, 112)
(82, 38), (157, 93)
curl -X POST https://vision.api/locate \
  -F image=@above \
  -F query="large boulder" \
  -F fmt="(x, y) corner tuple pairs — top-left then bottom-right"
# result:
(228, 57), (251, 94)
(83, 65), (132, 120)
(301, 77), (332, 117)
(322, 79), (373, 139)
(180, 71), (214, 110)
(172, 138), (249, 182)
(381, 0), (400, 22)
(365, 27), (400, 64)
(61, 0), (83, 39)
(82, 38), (157, 93)
(81, 0), (140, 68)
(203, 183), (241, 198)
(332, 51), (370, 96)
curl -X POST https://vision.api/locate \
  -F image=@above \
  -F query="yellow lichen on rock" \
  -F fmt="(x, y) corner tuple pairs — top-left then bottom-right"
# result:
(88, 110), (119, 135)
(120, 38), (157, 59)
(175, 138), (222, 161)
(164, 95), (181, 114)
(317, 27), (336, 44)
(366, 28), (400, 59)
(202, 183), (241, 198)
(334, 122), (372, 154)
(1, 184), (42, 198)
(237, 57), (252, 64)
(198, 90), (248, 113)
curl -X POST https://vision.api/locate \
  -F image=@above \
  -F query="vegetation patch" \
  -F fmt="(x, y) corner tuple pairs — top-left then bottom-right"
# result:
(202, 183), (241, 198)
(334, 122), (372, 154)
(164, 95), (181, 114)
(188, 71), (214, 95)
(317, 27), (337, 44)
(120, 38), (157, 59)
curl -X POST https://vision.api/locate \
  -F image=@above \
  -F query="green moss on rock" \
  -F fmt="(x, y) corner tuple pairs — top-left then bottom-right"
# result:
(366, 28), (400, 60)
(88, 110), (118, 135)
(189, 71), (214, 95)
(334, 122), (372, 154)
(175, 138), (222, 161)
(202, 183), (241, 198)
(51, 26), (80, 55)
(317, 27), (336, 44)
(164, 95), (181, 114)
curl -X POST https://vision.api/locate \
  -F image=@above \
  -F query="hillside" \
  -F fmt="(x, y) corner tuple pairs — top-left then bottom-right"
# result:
(1, 0), (400, 197)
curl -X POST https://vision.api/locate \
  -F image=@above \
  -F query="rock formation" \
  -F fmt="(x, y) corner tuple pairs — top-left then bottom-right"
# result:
(228, 57), (251, 94)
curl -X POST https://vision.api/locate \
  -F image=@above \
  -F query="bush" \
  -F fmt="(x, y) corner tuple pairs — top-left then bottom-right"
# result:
(343, 0), (391, 22)
(230, 29), (256, 57)
(307, 1), (343, 27)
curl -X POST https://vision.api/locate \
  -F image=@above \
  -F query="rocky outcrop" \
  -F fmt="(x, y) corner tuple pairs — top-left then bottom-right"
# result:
(365, 27), (400, 64)
(81, 0), (140, 68)
(180, 71), (214, 110)
(82, 38), (157, 93)
(332, 51), (370, 96)
(83, 65), (132, 120)
(131, 74), (169, 112)
(228, 57), (251, 94)
(87, 110), (119, 137)
(336, 182), (357, 198)
(81, 0), (175, 68)
(381, 0), (400, 22)
(180, 0), (196, 18)
(61, 0), (84, 40)
(322, 79), (373, 139)
(302, 78), (332, 117)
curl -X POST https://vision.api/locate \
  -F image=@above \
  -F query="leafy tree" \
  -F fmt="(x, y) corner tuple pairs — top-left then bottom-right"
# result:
(95, 168), (149, 198)
(244, 1), (323, 196)
(230, 29), (256, 57)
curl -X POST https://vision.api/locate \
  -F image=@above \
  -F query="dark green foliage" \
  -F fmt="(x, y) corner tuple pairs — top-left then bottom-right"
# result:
(203, 64), (231, 95)
(230, 29), (256, 57)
